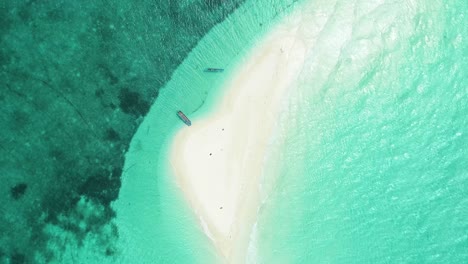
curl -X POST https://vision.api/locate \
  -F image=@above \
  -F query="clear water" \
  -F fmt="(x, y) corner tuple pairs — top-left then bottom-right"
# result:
(256, 0), (467, 263)
(22, 0), (465, 263)
(113, 0), (467, 263)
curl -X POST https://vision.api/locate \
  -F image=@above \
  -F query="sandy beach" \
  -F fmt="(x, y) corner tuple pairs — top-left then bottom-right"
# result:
(170, 9), (309, 263)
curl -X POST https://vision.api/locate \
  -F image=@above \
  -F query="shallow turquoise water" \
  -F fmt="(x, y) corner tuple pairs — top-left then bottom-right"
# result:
(256, 0), (467, 263)
(109, 1), (301, 264)
(74, 0), (466, 263)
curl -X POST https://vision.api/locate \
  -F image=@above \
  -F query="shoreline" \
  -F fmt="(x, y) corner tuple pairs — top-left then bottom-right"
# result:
(170, 11), (308, 263)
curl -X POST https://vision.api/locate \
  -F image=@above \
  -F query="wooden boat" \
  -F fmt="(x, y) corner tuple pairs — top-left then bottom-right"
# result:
(204, 68), (224, 73)
(177, 111), (191, 126)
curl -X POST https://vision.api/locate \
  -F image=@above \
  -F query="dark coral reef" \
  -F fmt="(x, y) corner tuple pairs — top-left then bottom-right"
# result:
(0, 0), (245, 262)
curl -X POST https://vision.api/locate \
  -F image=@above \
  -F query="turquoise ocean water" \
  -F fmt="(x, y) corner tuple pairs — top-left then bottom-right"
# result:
(80, 0), (466, 263)
(256, 0), (467, 263)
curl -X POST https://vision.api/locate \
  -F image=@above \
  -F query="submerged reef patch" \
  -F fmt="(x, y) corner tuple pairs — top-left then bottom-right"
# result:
(118, 88), (150, 117)
(10, 252), (26, 264)
(10, 183), (27, 200)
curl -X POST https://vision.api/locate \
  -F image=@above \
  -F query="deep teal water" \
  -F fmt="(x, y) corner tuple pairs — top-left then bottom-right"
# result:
(256, 0), (467, 263)
(1, 0), (248, 263)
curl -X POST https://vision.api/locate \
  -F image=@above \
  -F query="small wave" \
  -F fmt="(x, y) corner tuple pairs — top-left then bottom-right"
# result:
(246, 222), (259, 264)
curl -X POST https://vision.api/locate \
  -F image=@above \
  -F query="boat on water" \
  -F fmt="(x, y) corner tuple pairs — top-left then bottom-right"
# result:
(177, 111), (192, 126)
(204, 68), (224, 73)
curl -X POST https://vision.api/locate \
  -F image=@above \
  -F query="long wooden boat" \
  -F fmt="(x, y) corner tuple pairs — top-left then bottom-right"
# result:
(204, 68), (224, 73)
(177, 111), (191, 126)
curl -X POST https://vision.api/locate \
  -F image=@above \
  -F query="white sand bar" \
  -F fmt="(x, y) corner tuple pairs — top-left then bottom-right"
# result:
(170, 9), (310, 263)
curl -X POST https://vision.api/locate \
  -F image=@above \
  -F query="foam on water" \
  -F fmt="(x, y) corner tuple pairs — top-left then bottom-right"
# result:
(257, 0), (467, 263)
(246, 222), (259, 264)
